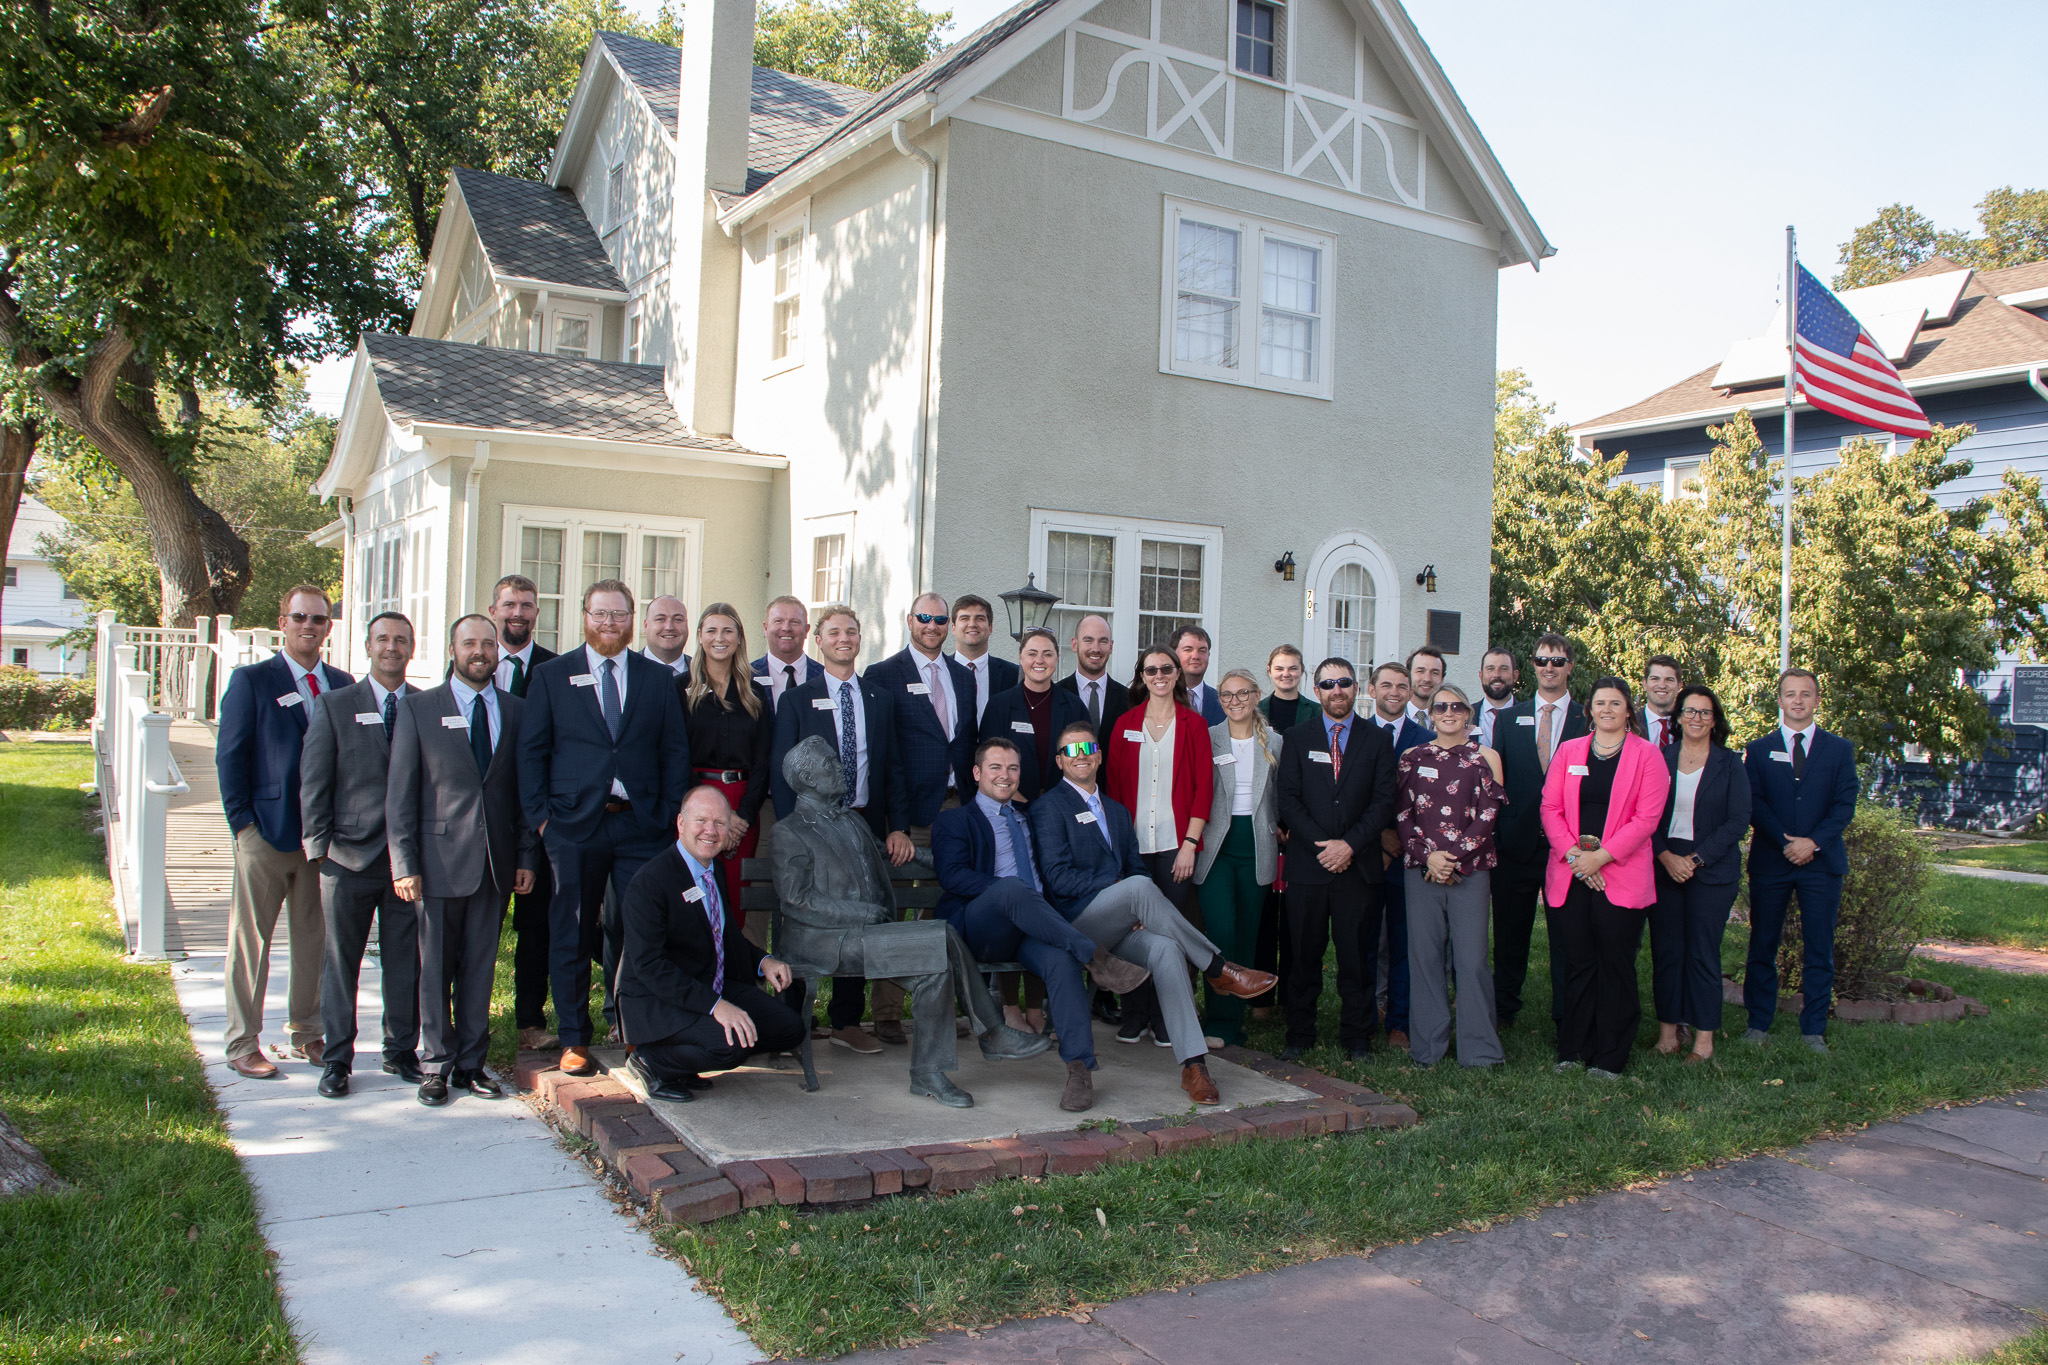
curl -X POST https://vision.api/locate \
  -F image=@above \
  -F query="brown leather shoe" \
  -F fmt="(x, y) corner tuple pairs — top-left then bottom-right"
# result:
(1087, 948), (1151, 996)
(1181, 1060), (1221, 1106)
(294, 1039), (325, 1066)
(559, 1046), (598, 1076)
(1387, 1029), (1410, 1051)
(1205, 962), (1279, 1000)
(873, 1019), (908, 1046)
(829, 1026), (883, 1055)
(1058, 1059), (1094, 1112)
(228, 1052), (279, 1079)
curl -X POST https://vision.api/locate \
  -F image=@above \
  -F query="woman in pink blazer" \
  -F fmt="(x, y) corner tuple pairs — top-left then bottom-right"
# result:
(1540, 675), (1672, 1077)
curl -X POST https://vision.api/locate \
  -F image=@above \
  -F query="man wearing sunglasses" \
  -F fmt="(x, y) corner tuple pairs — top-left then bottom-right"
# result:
(217, 585), (353, 1078)
(1491, 632), (1585, 1031)
(1274, 658), (1398, 1060)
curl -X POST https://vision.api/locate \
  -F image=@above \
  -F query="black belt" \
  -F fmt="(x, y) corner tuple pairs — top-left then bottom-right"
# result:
(604, 799), (633, 814)
(694, 768), (747, 784)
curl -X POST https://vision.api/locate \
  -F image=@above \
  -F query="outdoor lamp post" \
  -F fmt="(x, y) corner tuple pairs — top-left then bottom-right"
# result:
(999, 573), (1062, 641)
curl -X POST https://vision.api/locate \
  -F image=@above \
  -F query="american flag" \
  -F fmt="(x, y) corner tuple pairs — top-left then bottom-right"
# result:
(1792, 264), (1932, 438)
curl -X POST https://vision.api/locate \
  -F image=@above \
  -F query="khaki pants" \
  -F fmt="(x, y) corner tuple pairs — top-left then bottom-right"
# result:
(222, 825), (325, 1060)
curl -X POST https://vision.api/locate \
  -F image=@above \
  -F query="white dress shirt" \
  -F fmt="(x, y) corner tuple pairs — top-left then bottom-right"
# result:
(447, 673), (502, 747)
(283, 654), (333, 705)
(1072, 672), (1112, 724)
(493, 641), (536, 694)
(585, 644), (631, 798)
(953, 653), (992, 723)
(643, 646), (690, 676)
(1375, 711), (1405, 741)
(1667, 766), (1702, 840)
(1478, 703), (1512, 749)
(1643, 708), (1675, 748)
(761, 653), (812, 708)
(1780, 721), (1818, 761)
(1229, 735), (1256, 816)
(823, 669), (871, 807)
(1135, 720), (1178, 855)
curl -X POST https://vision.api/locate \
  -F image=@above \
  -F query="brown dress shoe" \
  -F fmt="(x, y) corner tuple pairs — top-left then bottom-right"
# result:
(873, 1019), (908, 1046)
(829, 1026), (883, 1055)
(1205, 962), (1279, 1000)
(518, 1027), (560, 1051)
(559, 1046), (598, 1076)
(1086, 948), (1151, 996)
(1387, 1029), (1410, 1051)
(228, 1052), (280, 1079)
(295, 1039), (326, 1066)
(1059, 1059), (1095, 1112)
(1181, 1060), (1221, 1106)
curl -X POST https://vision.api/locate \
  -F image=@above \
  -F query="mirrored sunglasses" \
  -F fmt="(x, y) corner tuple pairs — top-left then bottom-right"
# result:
(1057, 741), (1101, 758)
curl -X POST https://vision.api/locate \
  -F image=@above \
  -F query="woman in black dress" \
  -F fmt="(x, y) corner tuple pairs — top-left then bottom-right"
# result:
(683, 602), (771, 942)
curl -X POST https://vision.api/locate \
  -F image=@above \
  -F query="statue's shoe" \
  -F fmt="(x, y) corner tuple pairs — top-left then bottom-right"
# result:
(908, 1071), (975, 1108)
(979, 1024), (1055, 1061)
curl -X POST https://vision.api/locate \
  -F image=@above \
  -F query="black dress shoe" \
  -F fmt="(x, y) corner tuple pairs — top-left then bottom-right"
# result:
(317, 1066), (350, 1099)
(454, 1069), (505, 1098)
(417, 1074), (450, 1107)
(381, 1057), (425, 1084)
(680, 1074), (714, 1091)
(645, 1077), (696, 1103)
(1347, 1046), (1373, 1062)
(1279, 1045), (1308, 1061)
(1092, 993), (1123, 1026)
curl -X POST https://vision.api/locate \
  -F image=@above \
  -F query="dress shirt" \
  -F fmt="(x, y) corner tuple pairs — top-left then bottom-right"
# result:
(1064, 777), (1116, 849)
(1186, 681), (1214, 717)
(954, 653), (993, 722)
(446, 673), (502, 747)
(586, 644), (631, 798)
(643, 647), (690, 676)
(675, 842), (727, 991)
(976, 791), (1034, 880)
(283, 654), (331, 705)
(824, 669), (870, 807)
(1643, 708), (1675, 748)
(1135, 721), (1178, 855)
(365, 677), (407, 715)
(763, 653), (812, 707)
(493, 642), (536, 694)
(1478, 703), (1513, 749)
(1373, 710), (1405, 739)
(1534, 694), (1568, 760)
(1322, 711), (1352, 751)
(1779, 721), (1818, 754)
(910, 644), (962, 791)
(1073, 672), (1112, 725)
(1407, 703), (1429, 729)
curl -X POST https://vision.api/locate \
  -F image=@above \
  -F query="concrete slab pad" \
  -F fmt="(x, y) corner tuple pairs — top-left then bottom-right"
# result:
(1685, 1155), (2048, 1310)
(833, 1312), (1164, 1364)
(1790, 1136), (2048, 1235)
(1878, 1102), (2048, 1178)
(1368, 1186), (2033, 1365)
(602, 1023), (1311, 1166)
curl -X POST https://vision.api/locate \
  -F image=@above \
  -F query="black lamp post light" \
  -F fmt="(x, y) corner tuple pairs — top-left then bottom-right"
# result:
(999, 573), (1062, 641)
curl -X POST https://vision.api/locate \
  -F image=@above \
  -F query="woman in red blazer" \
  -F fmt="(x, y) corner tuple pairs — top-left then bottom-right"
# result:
(1539, 675), (1671, 1078)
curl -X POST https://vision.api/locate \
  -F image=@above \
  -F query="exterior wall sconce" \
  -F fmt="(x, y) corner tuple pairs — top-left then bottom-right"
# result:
(1274, 551), (1296, 582)
(1415, 564), (1438, 593)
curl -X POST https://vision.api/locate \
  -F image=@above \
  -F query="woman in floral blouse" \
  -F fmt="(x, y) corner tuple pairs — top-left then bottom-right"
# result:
(1395, 684), (1506, 1068)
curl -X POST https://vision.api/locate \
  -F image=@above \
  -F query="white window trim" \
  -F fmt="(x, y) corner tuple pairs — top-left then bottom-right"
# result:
(1159, 197), (1335, 401)
(606, 157), (634, 233)
(548, 303), (600, 360)
(1028, 508), (1224, 681)
(1300, 529), (1399, 669)
(1662, 455), (1705, 502)
(763, 203), (809, 377)
(802, 510), (856, 614)
(1227, 0), (1292, 89)
(625, 298), (646, 365)
(499, 505), (705, 633)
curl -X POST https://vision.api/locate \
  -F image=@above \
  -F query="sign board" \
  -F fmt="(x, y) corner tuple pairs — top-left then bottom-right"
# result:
(2012, 666), (2048, 726)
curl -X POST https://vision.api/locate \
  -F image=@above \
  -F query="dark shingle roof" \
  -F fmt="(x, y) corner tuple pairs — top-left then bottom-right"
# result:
(362, 334), (759, 454)
(598, 30), (682, 135)
(453, 168), (627, 292)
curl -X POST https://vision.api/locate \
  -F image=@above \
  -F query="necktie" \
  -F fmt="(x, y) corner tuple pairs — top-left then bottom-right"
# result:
(1000, 804), (1038, 891)
(1086, 679), (1101, 727)
(782, 663), (796, 702)
(699, 872), (726, 993)
(1537, 704), (1555, 772)
(600, 657), (622, 740)
(1328, 721), (1345, 784)
(836, 680), (859, 807)
(305, 668), (321, 699)
(927, 660), (950, 737)
(469, 692), (492, 774)
(1792, 731), (1807, 780)
(508, 653), (526, 698)
(1659, 715), (1675, 749)
(382, 688), (397, 739)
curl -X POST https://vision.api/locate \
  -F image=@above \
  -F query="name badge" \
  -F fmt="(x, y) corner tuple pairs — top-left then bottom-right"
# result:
(1770, 750), (1793, 763)
(1213, 753), (1235, 765)
(1517, 715), (1537, 727)
(1123, 729), (1144, 741)
(1567, 764), (1589, 777)
(812, 697), (836, 710)
(442, 715), (470, 729)
(906, 682), (931, 695)
(1011, 720), (1035, 734)
(569, 673), (596, 687)
(275, 693), (304, 708)
(1076, 811), (1098, 824)
(354, 712), (382, 726)
(1417, 766), (1438, 779)
(682, 887), (704, 903)
(1310, 751), (1332, 765)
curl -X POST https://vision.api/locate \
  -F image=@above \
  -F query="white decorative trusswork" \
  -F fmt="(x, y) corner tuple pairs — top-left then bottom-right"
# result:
(1063, 20), (1236, 159)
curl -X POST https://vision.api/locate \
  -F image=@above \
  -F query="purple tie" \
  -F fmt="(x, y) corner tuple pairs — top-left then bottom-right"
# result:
(699, 874), (725, 994)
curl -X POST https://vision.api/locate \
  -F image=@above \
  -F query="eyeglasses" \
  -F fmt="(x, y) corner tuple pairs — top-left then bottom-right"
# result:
(1218, 689), (1259, 703)
(1679, 707), (1715, 720)
(1142, 664), (1178, 677)
(1057, 741), (1101, 757)
(286, 612), (331, 626)
(911, 613), (946, 625)
(1430, 700), (1471, 714)
(1315, 677), (1356, 691)
(1532, 655), (1570, 668)
(586, 610), (633, 623)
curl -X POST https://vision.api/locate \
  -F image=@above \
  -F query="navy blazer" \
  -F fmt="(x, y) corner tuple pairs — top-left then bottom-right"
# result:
(931, 797), (1029, 931)
(979, 683), (1088, 803)
(1185, 681), (1227, 726)
(1494, 696), (1587, 864)
(216, 653), (353, 854)
(769, 672), (911, 839)
(749, 652), (818, 717)
(1746, 726), (1857, 878)
(951, 654), (1018, 721)
(1029, 779), (1143, 919)
(1275, 713), (1399, 887)
(1057, 671), (1129, 729)
(516, 647), (693, 845)
(863, 647), (976, 826)
(1649, 743), (1752, 884)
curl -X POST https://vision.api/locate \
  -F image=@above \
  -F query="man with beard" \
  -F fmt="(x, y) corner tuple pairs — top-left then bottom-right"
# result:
(1057, 614), (1128, 732)
(518, 579), (693, 1076)
(643, 596), (693, 682)
(1475, 646), (1518, 749)
(488, 574), (560, 1050)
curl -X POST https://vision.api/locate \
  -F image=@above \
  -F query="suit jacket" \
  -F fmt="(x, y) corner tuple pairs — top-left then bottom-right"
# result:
(950, 654), (1018, 722)
(1196, 721), (1284, 884)
(1746, 725), (1857, 878)
(863, 646), (977, 826)
(298, 679), (402, 870)
(750, 652), (816, 716)
(1030, 779), (1144, 918)
(980, 683), (1088, 803)
(931, 797), (1034, 930)
(769, 671), (911, 838)
(216, 653), (354, 854)
(387, 682), (536, 899)
(615, 843), (767, 1047)
(1185, 680), (1227, 726)
(459, 640), (555, 691)
(1650, 743), (1752, 885)
(516, 647), (692, 846)
(1274, 712), (1399, 887)
(1494, 695), (1587, 864)
(1539, 732), (1671, 909)
(1057, 671), (1129, 730)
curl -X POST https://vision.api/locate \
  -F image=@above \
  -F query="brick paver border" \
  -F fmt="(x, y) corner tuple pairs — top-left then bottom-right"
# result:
(508, 1045), (1418, 1226)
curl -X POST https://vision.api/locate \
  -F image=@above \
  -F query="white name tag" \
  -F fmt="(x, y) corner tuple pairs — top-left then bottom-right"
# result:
(275, 693), (304, 708)
(1517, 715), (1537, 727)
(1076, 811), (1098, 824)
(354, 712), (382, 725)
(1213, 753), (1235, 765)
(1567, 764), (1589, 777)
(1123, 729), (1144, 741)
(569, 673), (596, 687)
(442, 715), (470, 729)
(906, 682), (930, 695)
(1417, 766), (1438, 779)
(1011, 720), (1035, 734)
(812, 697), (836, 710)
(683, 887), (705, 903)
(1310, 751), (1332, 765)
(1771, 750), (1793, 763)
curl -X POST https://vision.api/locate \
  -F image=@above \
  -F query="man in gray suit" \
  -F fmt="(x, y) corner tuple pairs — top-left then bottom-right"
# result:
(388, 614), (538, 1106)
(301, 611), (420, 1099)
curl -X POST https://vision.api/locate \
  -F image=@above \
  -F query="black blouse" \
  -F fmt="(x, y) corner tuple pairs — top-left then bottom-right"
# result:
(1263, 693), (1311, 732)
(682, 672), (772, 822)
(1578, 747), (1620, 842)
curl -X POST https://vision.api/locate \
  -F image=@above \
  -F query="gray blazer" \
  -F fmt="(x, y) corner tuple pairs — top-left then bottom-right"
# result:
(1195, 720), (1283, 885)
(299, 679), (401, 871)
(386, 682), (536, 900)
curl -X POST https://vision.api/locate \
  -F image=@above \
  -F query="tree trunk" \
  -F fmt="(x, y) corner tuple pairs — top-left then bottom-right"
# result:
(0, 421), (35, 660)
(0, 1106), (65, 1197)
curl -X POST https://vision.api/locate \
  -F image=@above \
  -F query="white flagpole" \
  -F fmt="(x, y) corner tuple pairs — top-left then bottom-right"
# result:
(1779, 226), (1797, 673)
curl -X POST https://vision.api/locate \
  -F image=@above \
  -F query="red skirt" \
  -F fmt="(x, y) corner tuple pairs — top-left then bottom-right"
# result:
(695, 769), (760, 936)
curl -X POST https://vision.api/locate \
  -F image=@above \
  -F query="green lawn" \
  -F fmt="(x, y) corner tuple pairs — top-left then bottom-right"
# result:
(1931, 840), (2048, 875)
(0, 745), (297, 1365)
(1931, 871), (2048, 951)
(1963, 1327), (2048, 1364)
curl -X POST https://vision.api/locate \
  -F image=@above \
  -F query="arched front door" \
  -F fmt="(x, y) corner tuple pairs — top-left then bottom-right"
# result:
(1304, 532), (1399, 671)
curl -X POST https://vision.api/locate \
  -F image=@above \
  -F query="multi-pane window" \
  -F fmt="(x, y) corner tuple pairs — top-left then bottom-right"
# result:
(607, 162), (629, 228)
(627, 307), (644, 364)
(1138, 540), (1205, 650)
(509, 509), (704, 651)
(770, 224), (804, 365)
(641, 533), (686, 603)
(1663, 458), (1705, 502)
(1326, 562), (1376, 667)
(1164, 201), (1331, 397)
(811, 533), (846, 604)
(553, 314), (591, 359)
(2, 567), (15, 588)
(1044, 531), (1114, 663)
(1032, 512), (1221, 680)
(520, 526), (565, 653)
(407, 526), (432, 646)
(581, 530), (624, 596)
(1233, 0), (1281, 79)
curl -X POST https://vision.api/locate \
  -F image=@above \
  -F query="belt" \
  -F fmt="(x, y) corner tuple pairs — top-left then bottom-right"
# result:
(694, 768), (747, 784)
(604, 799), (633, 814)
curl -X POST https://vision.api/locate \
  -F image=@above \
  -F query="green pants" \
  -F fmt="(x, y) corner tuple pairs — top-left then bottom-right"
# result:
(1196, 816), (1266, 1044)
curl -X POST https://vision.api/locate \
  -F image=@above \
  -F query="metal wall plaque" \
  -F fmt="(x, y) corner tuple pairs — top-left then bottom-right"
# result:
(2012, 666), (2048, 726)
(1427, 610), (1462, 655)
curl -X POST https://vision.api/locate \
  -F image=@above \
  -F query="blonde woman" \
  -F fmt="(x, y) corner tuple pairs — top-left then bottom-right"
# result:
(1195, 668), (1282, 1045)
(684, 603), (771, 934)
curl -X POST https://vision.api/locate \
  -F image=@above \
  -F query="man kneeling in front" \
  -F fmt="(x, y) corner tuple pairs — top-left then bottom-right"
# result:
(617, 786), (805, 1102)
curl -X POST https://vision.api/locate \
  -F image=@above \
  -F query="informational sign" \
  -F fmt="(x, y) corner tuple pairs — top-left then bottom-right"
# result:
(1427, 610), (1462, 656)
(2011, 666), (2048, 726)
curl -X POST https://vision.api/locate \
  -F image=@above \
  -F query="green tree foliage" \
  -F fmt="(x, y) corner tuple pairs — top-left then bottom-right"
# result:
(0, 0), (402, 625)
(754, 0), (952, 91)
(1834, 186), (2048, 288)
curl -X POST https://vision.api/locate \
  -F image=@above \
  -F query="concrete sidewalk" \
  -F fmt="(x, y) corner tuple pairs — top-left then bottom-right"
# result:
(171, 951), (758, 1365)
(838, 1089), (2048, 1365)
(1934, 862), (2048, 886)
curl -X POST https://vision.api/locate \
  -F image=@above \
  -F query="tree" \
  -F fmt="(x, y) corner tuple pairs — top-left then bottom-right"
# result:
(754, 0), (952, 91)
(0, 0), (403, 626)
(1834, 186), (2048, 288)
(0, 417), (35, 659)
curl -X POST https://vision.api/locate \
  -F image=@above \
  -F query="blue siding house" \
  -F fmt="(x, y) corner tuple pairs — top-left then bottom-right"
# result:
(1571, 257), (2048, 827)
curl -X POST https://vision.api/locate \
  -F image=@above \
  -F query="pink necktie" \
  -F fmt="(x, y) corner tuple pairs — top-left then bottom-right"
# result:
(927, 661), (950, 736)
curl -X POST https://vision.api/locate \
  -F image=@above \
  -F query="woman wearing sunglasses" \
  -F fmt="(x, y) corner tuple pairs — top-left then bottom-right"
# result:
(1394, 684), (1506, 1067)
(1648, 684), (1750, 1063)
(1539, 676), (1671, 1078)
(1194, 668), (1283, 1045)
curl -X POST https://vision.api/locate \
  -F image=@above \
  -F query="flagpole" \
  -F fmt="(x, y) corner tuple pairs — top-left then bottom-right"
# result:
(1779, 225), (1797, 673)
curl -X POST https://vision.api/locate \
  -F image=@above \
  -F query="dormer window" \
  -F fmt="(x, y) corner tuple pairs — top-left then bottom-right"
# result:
(553, 313), (591, 358)
(1234, 0), (1283, 81)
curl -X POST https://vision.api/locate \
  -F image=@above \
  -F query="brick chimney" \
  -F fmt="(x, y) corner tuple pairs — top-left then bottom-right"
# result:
(666, 0), (755, 436)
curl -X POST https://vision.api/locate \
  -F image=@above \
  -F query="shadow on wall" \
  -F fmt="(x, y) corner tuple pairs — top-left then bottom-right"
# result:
(820, 178), (920, 504)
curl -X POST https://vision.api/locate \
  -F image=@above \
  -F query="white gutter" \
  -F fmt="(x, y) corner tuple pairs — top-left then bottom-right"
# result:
(2030, 364), (2048, 407)
(892, 120), (941, 597)
(495, 275), (629, 304)
(405, 422), (790, 470)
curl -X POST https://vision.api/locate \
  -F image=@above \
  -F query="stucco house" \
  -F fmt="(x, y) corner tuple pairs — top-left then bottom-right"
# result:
(315, 0), (1550, 687)
(3, 496), (92, 676)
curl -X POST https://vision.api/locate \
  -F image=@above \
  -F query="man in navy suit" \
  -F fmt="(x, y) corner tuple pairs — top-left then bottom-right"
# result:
(751, 594), (817, 715)
(1363, 662), (1433, 1050)
(486, 573), (560, 1051)
(1491, 635), (1586, 1029)
(1743, 668), (1858, 1053)
(216, 585), (353, 1078)
(979, 629), (1087, 803)
(1032, 720), (1276, 1105)
(1057, 614), (1128, 732)
(947, 594), (1016, 726)
(770, 604), (914, 1053)
(518, 578), (693, 1076)
(1174, 626), (1227, 725)
(932, 737), (1149, 1111)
